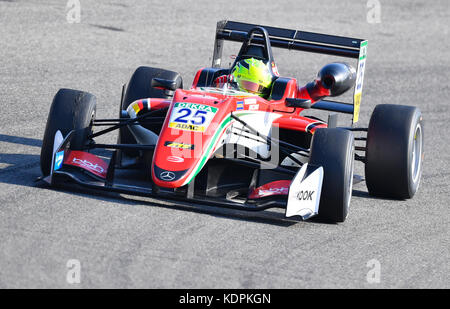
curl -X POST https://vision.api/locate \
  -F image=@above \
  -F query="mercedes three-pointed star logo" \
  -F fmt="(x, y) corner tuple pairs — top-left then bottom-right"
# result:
(160, 171), (176, 181)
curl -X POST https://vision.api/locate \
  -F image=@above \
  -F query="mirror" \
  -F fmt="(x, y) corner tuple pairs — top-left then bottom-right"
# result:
(285, 98), (311, 109)
(151, 78), (178, 91)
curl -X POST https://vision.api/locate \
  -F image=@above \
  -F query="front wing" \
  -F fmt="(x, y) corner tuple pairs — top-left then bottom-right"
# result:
(44, 130), (324, 219)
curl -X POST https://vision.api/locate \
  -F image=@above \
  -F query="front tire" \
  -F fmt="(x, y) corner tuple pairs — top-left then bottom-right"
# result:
(365, 104), (424, 199)
(40, 88), (97, 176)
(309, 128), (355, 222)
(118, 66), (183, 156)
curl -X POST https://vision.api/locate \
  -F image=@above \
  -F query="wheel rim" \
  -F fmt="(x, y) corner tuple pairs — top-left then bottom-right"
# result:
(411, 123), (423, 183)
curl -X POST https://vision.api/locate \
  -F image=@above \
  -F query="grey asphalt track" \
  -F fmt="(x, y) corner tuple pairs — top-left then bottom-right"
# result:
(0, 0), (449, 288)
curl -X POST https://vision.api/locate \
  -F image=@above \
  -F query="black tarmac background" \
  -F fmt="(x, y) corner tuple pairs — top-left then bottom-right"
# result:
(0, 0), (449, 288)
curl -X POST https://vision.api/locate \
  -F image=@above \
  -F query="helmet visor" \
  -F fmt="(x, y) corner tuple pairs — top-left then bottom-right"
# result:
(239, 80), (267, 94)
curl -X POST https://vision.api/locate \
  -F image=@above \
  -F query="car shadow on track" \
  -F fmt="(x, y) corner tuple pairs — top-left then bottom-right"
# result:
(0, 134), (43, 148)
(352, 189), (397, 201)
(0, 134), (44, 188)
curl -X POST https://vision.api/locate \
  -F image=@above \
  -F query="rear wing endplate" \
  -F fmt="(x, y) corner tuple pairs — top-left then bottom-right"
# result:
(212, 20), (368, 123)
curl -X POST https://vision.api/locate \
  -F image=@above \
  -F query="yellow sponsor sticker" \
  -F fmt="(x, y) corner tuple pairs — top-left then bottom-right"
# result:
(164, 141), (194, 149)
(353, 93), (361, 123)
(169, 122), (205, 132)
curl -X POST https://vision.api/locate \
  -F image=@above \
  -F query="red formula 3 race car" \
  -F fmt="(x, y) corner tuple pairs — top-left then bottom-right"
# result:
(39, 21), (424, 223)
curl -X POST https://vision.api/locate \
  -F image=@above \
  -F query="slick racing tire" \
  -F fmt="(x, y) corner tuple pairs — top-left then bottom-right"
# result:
(309, 128), (355, 222)
(365, 104), (423, 199)
(40, 88), (97, 176)
(118, 66), (183, 156)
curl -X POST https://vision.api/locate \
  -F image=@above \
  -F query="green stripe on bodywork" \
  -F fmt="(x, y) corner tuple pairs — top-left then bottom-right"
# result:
(359, 40), (368, 60)
(183, 111), (275, 185)
(183, 115), (232, 185)
(233, 111), (254, 117)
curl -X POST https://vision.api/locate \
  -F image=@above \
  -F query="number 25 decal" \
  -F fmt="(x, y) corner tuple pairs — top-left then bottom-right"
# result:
(174, 109), (207, 125)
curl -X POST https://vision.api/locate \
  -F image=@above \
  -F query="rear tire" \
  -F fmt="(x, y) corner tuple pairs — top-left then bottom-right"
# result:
(365, 104), (423, 199)
(40, 88), (97, 176)
(309, 128), (355, 222)
(118, 66), (183, 156)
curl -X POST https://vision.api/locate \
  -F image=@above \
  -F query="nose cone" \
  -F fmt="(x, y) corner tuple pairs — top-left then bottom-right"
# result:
(151, 131), (204, 188)
(153, 164), (189, 183)
(151, 90), (233, 188)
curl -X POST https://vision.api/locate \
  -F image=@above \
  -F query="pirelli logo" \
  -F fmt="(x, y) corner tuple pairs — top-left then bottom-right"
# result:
(164, 141), (194, 150)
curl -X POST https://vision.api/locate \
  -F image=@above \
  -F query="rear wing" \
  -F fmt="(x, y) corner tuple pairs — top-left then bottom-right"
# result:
(212, 20), (368, 123)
